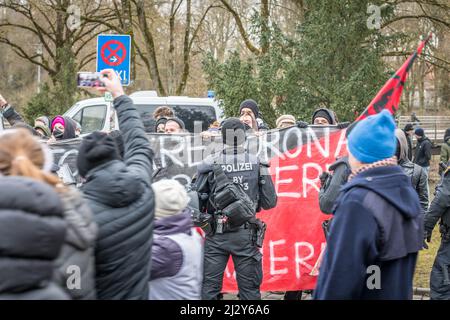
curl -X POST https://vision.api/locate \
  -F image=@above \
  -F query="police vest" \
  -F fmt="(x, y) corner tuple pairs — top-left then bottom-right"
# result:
(213, 150), (260, 205)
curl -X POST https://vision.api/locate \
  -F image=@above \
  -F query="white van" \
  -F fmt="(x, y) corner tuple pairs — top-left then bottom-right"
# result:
(63, 91), (223, 135)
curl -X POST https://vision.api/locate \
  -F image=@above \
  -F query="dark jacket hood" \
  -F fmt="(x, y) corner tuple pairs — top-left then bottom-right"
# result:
(343, 166), (422, 220)
(61, 117), (77, 140)
(0, 176), (67, 294)
(312, 108), (337, 125)
(154, 209), (193, 236)
(81, 160), (144, 208)
(59, 187), (97, 250)
(444, 129), (450, 142)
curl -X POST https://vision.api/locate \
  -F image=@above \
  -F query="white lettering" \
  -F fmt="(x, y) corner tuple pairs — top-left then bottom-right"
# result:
(302, 163), (323, 197)
(295, 242), (315, 279)
(275, 165), (301, 198)
(269, 240), (289, 275)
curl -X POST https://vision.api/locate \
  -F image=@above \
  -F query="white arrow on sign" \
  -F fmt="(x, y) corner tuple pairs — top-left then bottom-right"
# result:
(110, 56), (118, 63)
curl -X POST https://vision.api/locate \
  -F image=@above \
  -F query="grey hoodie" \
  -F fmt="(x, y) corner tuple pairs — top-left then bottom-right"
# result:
(395, 129), (429, 213)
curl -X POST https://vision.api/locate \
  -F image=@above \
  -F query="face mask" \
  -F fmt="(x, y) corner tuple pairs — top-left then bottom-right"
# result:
(53, 128), (64, 139)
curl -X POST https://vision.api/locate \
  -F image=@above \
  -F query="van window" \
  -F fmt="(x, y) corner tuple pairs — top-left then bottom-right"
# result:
(135, 104), (217, 133)
(73, 105), (107, 134)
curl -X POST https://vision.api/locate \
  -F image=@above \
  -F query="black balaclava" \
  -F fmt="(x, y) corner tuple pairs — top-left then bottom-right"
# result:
(221, 118), (246, 147)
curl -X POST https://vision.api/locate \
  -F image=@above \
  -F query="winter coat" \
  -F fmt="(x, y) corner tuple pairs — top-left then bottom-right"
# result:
(314, 166), (423, 300)
(149, 210), (203, 300)
(81, 95), (155, 300)
(319, 157), (351, 215)
(402, 130), (414, 161)
(1, 105), (40, 136)
(414, 136), (432, 168)
(0, 177), (69, 300)
(54, 186), (98, 300)
(2, 104), (25, 126)
(424, 170), (450, 240)
(59, 117), (77, 140)
(396, 129), (429, 213)
(440, 140), (450, 167)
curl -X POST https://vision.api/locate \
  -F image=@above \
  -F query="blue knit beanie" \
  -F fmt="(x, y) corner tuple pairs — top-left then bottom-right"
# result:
(415, 128), (424, 137)
(348, 110), (396, 163)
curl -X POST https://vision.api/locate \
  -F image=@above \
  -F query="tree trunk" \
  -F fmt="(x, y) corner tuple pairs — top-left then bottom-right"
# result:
(260, 0), (270, 54)
(176, 0), (191, 95)
(135, 0), (167, 96)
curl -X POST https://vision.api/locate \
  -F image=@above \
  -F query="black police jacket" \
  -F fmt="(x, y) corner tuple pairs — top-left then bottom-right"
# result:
(195, 146), (277, 215)
(425, 170), (450, 239)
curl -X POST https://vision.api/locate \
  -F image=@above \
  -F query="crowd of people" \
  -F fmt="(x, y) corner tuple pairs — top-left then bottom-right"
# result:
(0, 69), (449, 301)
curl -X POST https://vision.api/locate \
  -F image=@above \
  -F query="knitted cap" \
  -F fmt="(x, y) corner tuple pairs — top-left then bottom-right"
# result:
(239, 99), (260, 118)
(415, 128), (425, 137)
(347, 110), (396, 163)
(152, 179), (190, 219)
(76, 131), (120, 177)
(276, 115), (296, 128)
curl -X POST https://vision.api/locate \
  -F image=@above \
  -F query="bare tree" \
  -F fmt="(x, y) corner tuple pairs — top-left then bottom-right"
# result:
(0, 0), (110, 84)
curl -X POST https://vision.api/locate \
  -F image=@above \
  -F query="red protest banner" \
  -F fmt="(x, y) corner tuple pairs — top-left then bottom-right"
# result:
(223, 128), (347, 291)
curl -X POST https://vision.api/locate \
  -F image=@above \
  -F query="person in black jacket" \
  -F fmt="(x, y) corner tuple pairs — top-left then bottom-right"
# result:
(0, 176), (69, 300)
(77, 69), (155, 300)
(395, 129), (429, 213)
(414, 128), (432, 175)
(195, 118), (277, 300)
(48, 116), (77, 142)
(319, 157), (351, 215)
(424, 168), (450, 300)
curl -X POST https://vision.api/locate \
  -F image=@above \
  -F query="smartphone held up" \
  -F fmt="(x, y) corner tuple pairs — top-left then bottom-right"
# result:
(77, 72), (106, 88)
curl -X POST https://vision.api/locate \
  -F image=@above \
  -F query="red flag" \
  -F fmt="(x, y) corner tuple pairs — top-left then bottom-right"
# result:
(356, 34), (432, 121)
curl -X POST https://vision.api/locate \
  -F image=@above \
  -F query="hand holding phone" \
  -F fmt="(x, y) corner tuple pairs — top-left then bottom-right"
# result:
(97, 69), (125, 99)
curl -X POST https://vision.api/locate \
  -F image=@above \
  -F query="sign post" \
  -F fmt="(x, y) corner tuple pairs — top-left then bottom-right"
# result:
(97, 34), (131, 86)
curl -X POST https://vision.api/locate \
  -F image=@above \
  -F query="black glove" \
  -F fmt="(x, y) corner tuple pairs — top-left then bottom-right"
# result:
(423, 230), (432, 249)
(337, 122), (351, 129)
(296, 121), (309, 129)
(319, 172), (330, 188)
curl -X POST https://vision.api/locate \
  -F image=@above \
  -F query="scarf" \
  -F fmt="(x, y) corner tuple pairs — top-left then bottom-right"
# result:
(348, 156), (398, 181)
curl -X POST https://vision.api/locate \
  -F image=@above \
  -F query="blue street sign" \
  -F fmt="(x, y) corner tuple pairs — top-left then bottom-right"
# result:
(97, 34), (131, 86)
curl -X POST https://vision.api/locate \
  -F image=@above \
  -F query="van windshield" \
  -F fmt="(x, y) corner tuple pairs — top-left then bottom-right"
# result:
(135, 104), (217, 133)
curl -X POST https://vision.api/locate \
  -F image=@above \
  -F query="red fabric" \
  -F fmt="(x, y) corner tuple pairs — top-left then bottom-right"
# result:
(356, 34), (431, 121)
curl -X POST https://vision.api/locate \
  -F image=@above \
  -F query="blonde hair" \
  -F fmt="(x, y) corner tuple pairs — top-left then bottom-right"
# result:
(0, 129), (61, 187)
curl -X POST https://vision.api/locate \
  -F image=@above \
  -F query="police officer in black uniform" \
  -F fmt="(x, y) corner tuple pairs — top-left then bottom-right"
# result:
(195, 118), (277, 300)
(424, 168), (450, 300)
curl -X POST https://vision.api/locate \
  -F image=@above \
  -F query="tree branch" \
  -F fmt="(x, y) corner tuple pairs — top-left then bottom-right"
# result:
(218, 0), (261, 55)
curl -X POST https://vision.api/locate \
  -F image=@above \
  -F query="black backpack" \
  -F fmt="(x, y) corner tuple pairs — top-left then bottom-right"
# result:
(209, 164), (255, 231)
